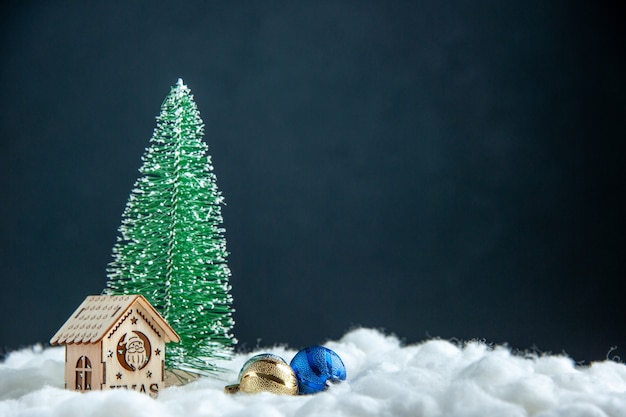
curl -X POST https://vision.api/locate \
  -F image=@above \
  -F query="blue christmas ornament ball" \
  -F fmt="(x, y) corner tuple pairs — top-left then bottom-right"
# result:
(289, 346), (347, 394)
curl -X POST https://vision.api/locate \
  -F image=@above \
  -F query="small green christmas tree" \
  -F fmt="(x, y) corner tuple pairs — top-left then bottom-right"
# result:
(106, 79), (235, 377)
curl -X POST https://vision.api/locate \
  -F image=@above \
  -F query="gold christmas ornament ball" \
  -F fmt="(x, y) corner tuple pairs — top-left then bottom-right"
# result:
(225, 353), (298, 395)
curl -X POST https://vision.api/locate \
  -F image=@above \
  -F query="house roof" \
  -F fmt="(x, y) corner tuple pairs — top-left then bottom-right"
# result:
(50, 294), (180, 345)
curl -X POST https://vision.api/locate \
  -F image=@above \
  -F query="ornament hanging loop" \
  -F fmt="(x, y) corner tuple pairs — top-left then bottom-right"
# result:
(224, 384), (240, 394)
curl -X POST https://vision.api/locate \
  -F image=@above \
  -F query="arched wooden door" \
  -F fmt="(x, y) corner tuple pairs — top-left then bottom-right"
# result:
(75, 356), (92, 391)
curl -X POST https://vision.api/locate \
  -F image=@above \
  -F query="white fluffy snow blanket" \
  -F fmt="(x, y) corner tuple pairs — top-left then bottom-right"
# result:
(1, 328), (625, 417)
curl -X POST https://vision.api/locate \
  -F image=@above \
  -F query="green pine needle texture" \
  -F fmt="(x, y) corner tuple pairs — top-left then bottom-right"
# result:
(106, 79), (235, 376)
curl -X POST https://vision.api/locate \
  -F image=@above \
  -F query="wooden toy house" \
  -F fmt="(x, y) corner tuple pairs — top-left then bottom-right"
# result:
(50, 294), (179, 397)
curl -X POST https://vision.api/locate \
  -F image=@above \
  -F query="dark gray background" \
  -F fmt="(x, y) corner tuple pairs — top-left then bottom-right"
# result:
(1, 1), (624, 362)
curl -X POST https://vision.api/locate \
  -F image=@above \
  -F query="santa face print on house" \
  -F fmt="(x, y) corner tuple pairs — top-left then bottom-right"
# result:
(117, 331), (152, 371)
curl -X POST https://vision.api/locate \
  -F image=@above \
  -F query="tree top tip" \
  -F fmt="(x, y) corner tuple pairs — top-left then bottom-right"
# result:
(173, 78), (190, 98)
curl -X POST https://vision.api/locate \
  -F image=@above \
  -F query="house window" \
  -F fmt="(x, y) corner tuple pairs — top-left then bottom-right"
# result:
(75, 356), (92, 391)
